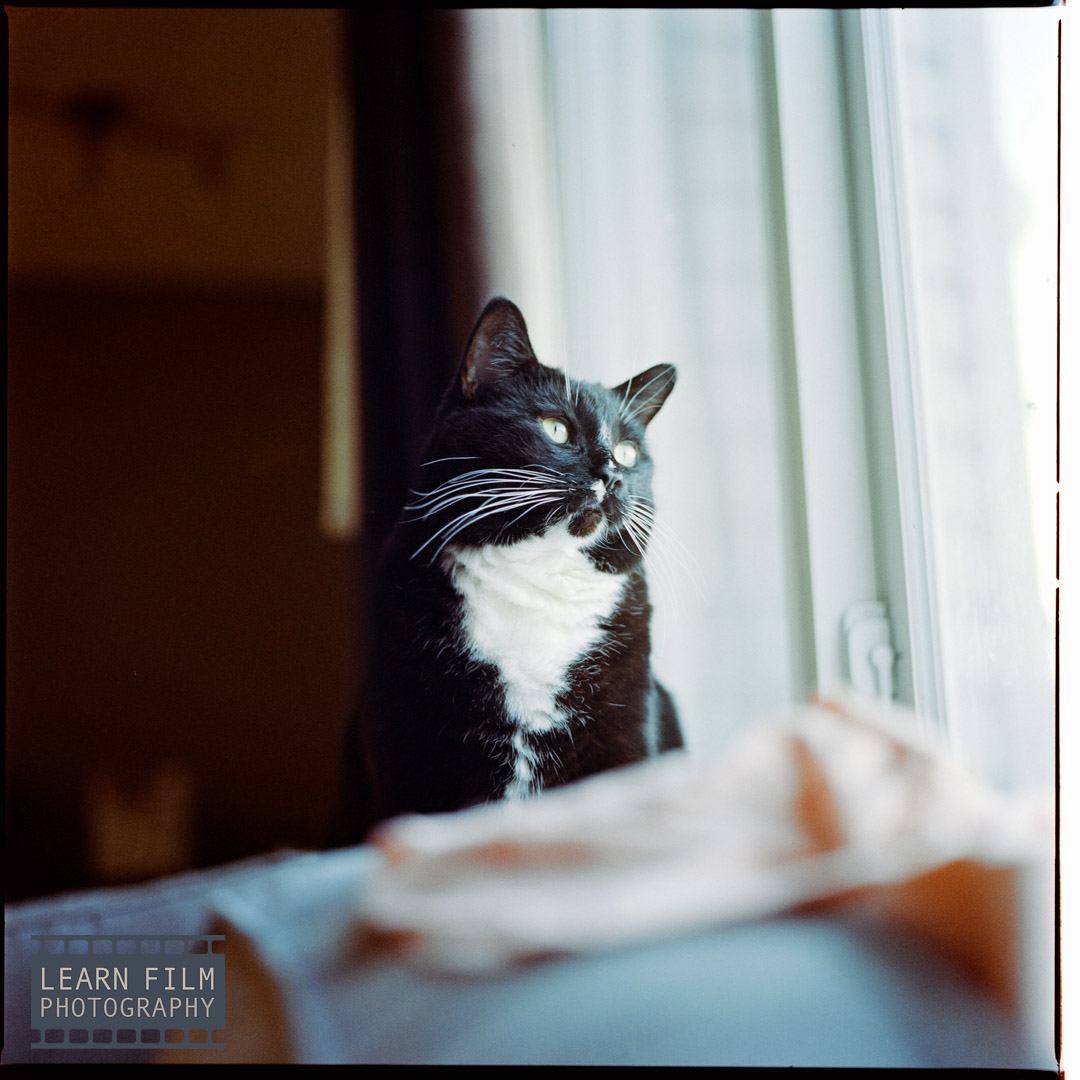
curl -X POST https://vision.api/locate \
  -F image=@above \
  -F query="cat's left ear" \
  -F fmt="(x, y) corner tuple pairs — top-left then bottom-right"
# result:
(613, 364), (677, 426)
(459, 297), (538, 400)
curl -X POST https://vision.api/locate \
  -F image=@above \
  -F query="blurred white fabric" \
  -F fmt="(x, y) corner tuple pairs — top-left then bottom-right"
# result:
(356, 693), (1053, 1029)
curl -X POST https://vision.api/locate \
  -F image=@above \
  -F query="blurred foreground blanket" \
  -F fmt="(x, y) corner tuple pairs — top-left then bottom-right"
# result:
(7, 693), (1054, 1065)
(355, 695), (1052, 1015)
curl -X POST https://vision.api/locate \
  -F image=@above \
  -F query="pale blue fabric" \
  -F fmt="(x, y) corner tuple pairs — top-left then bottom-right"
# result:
(3, 846), (1051, 1067)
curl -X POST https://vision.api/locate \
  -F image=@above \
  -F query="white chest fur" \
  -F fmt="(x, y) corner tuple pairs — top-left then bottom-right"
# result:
(442, 524), (626, 751)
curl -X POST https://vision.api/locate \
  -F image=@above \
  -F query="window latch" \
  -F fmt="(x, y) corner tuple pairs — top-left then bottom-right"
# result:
(843, 600), (896, 700)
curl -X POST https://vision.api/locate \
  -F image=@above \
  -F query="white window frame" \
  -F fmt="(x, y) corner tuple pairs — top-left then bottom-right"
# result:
(839, 7), (950, 730)
(768, 9), (895, 707)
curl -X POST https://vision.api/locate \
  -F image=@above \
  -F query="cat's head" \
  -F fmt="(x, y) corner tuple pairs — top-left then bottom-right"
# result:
(403, 298), (675, 573)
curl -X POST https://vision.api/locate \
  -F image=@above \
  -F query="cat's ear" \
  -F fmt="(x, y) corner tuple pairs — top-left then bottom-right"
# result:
(458, 297), (538, 400)
(613, 364), (677, 426)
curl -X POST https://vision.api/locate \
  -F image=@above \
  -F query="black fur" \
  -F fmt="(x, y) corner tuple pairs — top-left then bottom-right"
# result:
(338, 298), (681, 839)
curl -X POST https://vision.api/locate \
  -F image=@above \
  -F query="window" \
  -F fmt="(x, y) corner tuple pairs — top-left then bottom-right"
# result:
(464, 8), (1058, 790)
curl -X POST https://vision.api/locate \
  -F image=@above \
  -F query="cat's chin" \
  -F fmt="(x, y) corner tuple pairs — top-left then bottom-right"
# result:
(566, 507), (604, 539)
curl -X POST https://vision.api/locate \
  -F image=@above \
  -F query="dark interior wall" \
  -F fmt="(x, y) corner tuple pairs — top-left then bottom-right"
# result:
(6, 285), (358, 898)
(6, 8), (486, 899)
(6, 8), (357, 900)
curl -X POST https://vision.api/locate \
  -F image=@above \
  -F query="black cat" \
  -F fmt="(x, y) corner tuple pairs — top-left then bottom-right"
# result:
(340, 297), (682, 838)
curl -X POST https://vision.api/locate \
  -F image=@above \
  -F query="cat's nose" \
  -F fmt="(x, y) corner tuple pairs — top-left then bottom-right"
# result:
(601, 459), (622, 489)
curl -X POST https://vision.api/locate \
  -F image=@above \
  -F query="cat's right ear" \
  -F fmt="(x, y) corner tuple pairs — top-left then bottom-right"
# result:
(458, 297), (538, 400)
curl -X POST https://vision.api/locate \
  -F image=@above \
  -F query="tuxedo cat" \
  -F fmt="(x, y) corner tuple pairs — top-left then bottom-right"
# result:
(340, 298), (682, 838)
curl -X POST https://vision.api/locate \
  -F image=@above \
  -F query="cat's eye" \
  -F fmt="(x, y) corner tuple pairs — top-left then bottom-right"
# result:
(541, 417), (570, 445)
(614, 441), (638, 468)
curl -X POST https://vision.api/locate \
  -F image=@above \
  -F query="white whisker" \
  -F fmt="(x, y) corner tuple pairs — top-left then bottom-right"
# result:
(628, 503), (705, 593)
(407, 476), (563, 508)
(420, 455), (481, 468)
(403, 486), (565, 522)
(411, 491), (564, 561)
(406, 468), (565, 513)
